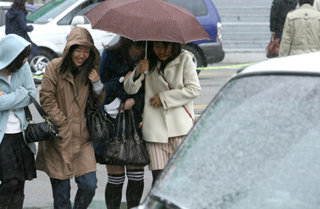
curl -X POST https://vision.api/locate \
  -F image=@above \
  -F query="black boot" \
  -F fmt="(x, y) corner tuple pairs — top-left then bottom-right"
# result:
(151, 169), (163, 187)
(105, 173), (125, 209)
(126, 169), (144, 209)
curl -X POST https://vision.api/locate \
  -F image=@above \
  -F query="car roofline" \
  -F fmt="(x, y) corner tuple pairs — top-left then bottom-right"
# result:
(238, 52), (320, 75)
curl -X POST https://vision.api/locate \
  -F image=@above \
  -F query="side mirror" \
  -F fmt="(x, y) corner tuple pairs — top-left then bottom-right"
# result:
(71, 16), (85, 28)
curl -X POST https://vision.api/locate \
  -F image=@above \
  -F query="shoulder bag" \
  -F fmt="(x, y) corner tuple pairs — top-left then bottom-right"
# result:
(86, 84), (114, 142)
(104, 109), (150, 166)
(24, 94), (60, 143)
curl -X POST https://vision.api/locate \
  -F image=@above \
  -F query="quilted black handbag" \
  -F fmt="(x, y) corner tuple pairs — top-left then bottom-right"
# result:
(86, 85), (114, 142)
(104, 109), (150, 166)
(24, 94), (60, 143)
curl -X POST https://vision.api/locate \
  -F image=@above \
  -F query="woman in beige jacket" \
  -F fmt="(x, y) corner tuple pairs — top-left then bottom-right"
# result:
(124, 41), (201, 185)
(36, 27), (104, 209)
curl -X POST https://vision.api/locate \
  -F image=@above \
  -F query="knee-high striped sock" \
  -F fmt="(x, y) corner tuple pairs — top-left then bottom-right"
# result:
(105, 173), (125, 209)
(126, 169), (144, 209)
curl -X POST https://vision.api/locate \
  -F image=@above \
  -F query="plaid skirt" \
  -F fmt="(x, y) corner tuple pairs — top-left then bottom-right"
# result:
(0, 133), (36, 181)
(146, 135), (185, 170)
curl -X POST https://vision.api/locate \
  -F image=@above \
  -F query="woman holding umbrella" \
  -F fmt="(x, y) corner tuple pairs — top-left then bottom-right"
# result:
(124, 41), (201, 185)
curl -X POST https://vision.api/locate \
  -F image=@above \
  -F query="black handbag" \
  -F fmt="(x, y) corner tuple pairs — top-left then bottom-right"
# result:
(104, 109), (150, 166)
(24, 94), (60, 143)
(86, 84), (114, 142)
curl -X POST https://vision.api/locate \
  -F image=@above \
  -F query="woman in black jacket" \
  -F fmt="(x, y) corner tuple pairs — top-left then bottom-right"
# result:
(270, 0), (297, 40)
(5, 0), (39, 60)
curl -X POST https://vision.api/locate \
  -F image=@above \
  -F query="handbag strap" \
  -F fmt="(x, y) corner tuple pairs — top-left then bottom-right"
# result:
(161, 74), (196, 123)
(129, 109), (140, 141)
(24, 93), (49, 121)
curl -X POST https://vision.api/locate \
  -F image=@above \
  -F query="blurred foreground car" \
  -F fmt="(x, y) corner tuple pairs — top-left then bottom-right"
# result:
(0, 1), (37, 26)
(136, 52), (320, 209)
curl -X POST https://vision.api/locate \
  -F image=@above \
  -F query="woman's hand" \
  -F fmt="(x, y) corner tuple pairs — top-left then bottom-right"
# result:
(150, 94), (162, 108)
(0, 90), (4, 96)
(136, 59), (149, 76)
(89, 69), (100, 82)
(123, 98), (135, 110)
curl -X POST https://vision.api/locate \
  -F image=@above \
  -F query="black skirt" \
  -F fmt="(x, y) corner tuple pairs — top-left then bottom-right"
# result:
(0, 133), (36, 181)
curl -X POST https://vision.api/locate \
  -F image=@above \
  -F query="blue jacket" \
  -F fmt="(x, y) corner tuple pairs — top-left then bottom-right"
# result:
(0, 34), (36, 153)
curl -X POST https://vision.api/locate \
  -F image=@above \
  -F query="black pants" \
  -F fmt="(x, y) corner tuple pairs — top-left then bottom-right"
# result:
(0, 178), (25, 209)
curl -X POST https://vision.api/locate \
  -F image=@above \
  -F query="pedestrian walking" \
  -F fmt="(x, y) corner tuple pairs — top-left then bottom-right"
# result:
(314, 0), (320, 11)
(279, 0), (320, 56)
(267, 0), (297, 57)
(5, 0), (39, 60)
(0, 34), (37, 209)
(36, 27), (104, 209)
(97, 37), (146, 209)
(270, 0), (297, 40)
(124, 41), (201, 185)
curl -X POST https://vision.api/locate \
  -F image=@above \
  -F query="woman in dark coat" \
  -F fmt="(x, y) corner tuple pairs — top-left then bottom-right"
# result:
(98, 37), (145, 209)
(270, 0), (297, 39)
(5, 0), (39, 59)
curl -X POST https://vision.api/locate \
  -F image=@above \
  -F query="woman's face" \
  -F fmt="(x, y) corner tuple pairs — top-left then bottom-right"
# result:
(153, 42), (172, 61)
(71, 45), (91, 67)
(129, 45), (144, 61)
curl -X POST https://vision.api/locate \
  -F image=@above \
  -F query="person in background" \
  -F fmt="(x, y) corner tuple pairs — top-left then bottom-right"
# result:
(270, 0), (297, 40)
(5, 0), (39, 60)
(314, 0), (320, 10)
(0, 34), (37, 209)
(279, 0), (320, 56)
(124, 41), (201, 186)
(36, 27), (104, 209)
(98, 37), (145, 209)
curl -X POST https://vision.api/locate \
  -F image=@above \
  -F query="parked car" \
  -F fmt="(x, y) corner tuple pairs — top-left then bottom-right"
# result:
(135, 52), (320, 209)
(164, 0), (224, 74)
(0, 0), (117, 83)
(0, 1), (37, 26)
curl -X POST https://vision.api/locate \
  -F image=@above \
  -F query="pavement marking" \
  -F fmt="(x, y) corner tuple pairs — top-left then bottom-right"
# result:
(200, 71), (237, 76)
(196, 62), (253, 70)
(194, 105), (208, 110)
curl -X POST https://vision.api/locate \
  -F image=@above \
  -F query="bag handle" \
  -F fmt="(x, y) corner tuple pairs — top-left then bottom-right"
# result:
(129, 109), (140, 142)
(24, 93), (50, 122)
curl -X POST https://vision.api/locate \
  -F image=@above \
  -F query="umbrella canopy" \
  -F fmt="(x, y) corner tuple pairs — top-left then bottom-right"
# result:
(85, 0), (210, 43)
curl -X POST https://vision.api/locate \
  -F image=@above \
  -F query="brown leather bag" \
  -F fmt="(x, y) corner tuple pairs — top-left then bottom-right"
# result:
(266, 37), (280, 58)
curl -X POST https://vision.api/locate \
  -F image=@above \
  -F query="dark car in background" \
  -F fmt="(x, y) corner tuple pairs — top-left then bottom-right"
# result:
(164, 0), (224, 73)
(0, 1), (37, 26)
(135, 52), (320, 209)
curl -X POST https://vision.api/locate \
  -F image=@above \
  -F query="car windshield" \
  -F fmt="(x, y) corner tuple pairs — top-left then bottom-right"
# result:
(27, 0), (78, 24)
(151, 74), (320, 209)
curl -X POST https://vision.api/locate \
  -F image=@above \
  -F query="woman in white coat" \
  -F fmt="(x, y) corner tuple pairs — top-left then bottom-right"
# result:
(124, 41), (201, 185)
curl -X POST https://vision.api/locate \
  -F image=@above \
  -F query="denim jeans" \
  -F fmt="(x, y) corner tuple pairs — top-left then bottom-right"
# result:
(50, 172), (97, 209)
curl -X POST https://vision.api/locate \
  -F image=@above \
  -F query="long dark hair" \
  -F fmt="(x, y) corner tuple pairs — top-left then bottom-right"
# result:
(5, 45), (31, 73)
(299, 0), (314, 5)
(12, 0), (27, 13)
(148, 41), (182, 74)
(108, 37), (145, 65)
(59, 44), (95, 84)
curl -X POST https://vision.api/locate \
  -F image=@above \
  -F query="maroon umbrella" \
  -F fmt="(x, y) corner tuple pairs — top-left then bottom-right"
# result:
(85, 0), (210, 43)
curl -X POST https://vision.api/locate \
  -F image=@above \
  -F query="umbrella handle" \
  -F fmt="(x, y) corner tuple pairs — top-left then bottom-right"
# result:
(144, 40), (148, 75)
(145, 40), (147, 59)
